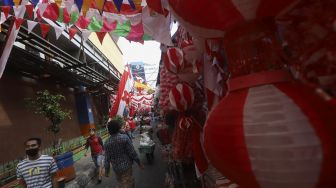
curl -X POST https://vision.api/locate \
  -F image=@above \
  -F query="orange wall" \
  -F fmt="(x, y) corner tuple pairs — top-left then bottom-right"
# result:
(0, 73), (81, 163)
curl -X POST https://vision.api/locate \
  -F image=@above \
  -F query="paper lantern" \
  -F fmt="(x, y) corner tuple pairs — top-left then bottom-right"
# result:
(203, 16), (336, 187)
(169, 83), (194, 112)
(204, 74), (336, 188)
(163, 47), (184, 74)
(167, 0), (297, 38)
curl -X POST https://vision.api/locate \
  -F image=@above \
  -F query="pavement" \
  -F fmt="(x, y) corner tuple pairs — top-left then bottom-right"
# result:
(66, 120), (168, 188)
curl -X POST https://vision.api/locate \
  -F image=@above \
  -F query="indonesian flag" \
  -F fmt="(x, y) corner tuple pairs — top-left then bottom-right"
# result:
(0, 5), (26, 78)
(109, 66), (134, 117)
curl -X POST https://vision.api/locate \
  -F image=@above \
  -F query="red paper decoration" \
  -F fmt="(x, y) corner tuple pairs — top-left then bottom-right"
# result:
(40, 23), (50, 38)
(68, 27), (78, 40)
(164, 47), (184, 74)
(169, 83), (194, 112)
(204, 77), (336, 188)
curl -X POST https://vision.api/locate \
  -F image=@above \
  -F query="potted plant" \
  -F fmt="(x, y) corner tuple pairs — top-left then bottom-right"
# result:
(25, 90), (75, 181)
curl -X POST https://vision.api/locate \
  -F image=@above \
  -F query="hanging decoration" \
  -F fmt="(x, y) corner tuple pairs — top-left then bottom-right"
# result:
(164, 47), (184, 74)
(167, 0), (297, 38)
(202, 5), (336, 186)
(39, 23), (51, 38)
(169, 83), (194, 112)
(0, 0), (171, 45)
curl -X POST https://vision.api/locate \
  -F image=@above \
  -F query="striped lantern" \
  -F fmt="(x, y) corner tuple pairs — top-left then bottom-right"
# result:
(164, 47), (184, 74)
(204, 71), (336, 188)
(169, 83), (194, 112)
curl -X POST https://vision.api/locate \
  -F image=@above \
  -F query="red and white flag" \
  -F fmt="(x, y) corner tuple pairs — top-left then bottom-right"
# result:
(0, 5), (26, 78)
(109, 66), (134, 117)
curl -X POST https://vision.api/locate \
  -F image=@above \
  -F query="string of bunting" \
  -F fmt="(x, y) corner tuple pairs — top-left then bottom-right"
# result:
(0, 0), (152, 43)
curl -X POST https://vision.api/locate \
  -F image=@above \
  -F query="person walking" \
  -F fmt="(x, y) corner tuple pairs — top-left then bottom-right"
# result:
(84, 128), (104, 184)
(129, 117), (136, 139)
(16, 138), (58, 188)
(104, 120), (144, 188)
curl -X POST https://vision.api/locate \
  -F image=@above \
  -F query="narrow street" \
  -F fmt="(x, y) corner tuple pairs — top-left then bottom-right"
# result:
(87, 121), (168, 188)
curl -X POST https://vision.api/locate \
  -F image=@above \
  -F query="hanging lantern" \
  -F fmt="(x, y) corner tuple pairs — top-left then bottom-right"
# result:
(169, 83), (194, 112)
(203, 18), (336, 188)
(163, 47), (184, 74)
(178, 40), (203, 83)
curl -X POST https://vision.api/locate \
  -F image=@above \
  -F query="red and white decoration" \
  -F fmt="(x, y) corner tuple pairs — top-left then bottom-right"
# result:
(163, 47), (184, 74)
(169, 83), (194, 112)
(167, 0), (297, 38)
(109, 66), (134, 117)
(159, 65), (179, 112)
(204, 77), (336, 188)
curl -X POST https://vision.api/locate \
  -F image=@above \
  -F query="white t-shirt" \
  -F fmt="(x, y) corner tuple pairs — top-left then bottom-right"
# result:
(16, 155), (58, 188)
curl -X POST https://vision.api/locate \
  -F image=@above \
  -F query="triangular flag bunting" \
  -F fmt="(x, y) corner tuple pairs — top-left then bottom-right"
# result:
(81, 30), (92, 42)
(54, 26), (64, 40)
(96, 32), (106, 44)
(70, 11), (80, 24)
(2, 6), (11, 19)
(27, 20), (38, 34)
(101, 18), (116, 32)
(55, 0), (63, 7)
(63, 8), (71, 24)
(75, 15), (90, 29)
(127, 13), (141, 25)
(87, 16), (103, 32)
(40, 23), (51, 38)
(103, 1), (115, 12)
(64, 0), (74, 12)
(142, 33), (152, 40)
(127, 0), (136, 10)
(13, 5), (24, 18)
(36, 9), (43, 22)
(113, 0), (123, 12)
(0, 13), (9, 25)
(38, 3), (48, 16)
(15, 18), (24, 30)
(126, 22), (143, 42)
(25, 4), (34, 19)
(68, 27), (78, 40)
(113, 20), (131, 37)
(43, 17), (65, 40)
(43, 3), (60, 22)
(2, 0), (14, 6)
(57, 7), (64, 23)
(94, 0), (106, 13)
(31, 0), (39, 7)
(75, 0), (84, 12)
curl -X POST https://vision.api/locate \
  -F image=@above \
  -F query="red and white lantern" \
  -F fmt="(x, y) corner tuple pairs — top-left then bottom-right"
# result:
(164, 47), (184, 74)
(169, 83), (194, 112)
(204, 75), (336, 188)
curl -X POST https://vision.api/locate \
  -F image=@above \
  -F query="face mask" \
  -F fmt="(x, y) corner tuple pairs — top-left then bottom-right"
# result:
(26, 148), (39, 157)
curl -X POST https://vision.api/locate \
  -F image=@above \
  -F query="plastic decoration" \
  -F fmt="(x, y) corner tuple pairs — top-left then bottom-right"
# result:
(163, 47), (184, 74)
(169, 83), (194, 112)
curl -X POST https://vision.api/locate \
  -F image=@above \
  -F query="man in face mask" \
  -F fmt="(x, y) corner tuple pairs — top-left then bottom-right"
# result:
(16, 138), (58, 188)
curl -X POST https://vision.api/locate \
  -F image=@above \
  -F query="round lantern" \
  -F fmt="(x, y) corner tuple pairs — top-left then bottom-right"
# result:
(164, 47), (184, 74)
(203, 17), (336, 188)
(169, 83), (194, 112)
(204, 74), (336, 188)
